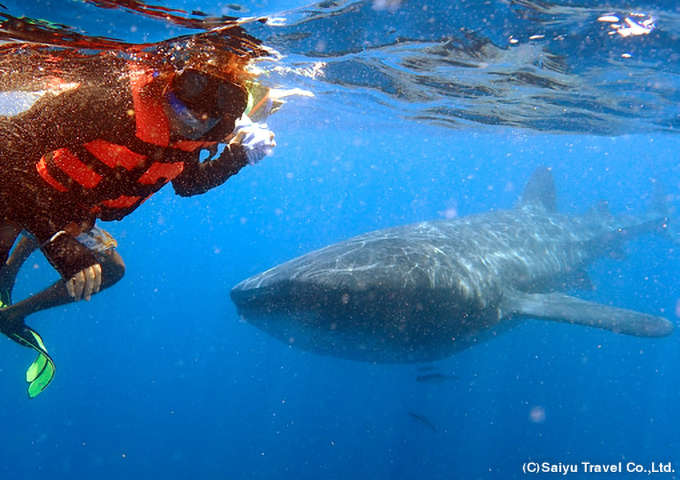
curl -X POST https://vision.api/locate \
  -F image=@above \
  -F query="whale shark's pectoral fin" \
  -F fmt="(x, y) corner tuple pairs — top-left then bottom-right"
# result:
(501, 291), (674, 337)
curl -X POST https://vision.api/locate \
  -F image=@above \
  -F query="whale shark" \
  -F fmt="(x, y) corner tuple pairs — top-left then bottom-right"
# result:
(231, 168), (674, 363)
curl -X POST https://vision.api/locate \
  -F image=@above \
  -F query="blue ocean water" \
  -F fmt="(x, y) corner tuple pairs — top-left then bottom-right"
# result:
(1, 1), (680, 479)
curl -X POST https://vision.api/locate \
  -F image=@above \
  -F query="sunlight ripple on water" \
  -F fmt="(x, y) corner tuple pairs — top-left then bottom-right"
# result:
(1, 0), (678, 135)
(248, 0), (680, 135)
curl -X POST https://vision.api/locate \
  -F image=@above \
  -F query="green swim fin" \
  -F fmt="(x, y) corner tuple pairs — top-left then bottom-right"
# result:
(0, 287), (11, 309)
(10, 326), (56, 399)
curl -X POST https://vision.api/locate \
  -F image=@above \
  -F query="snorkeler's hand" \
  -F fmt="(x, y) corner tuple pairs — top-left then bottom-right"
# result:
(66, 264), (102, 302)
(230, 115), (276, 165)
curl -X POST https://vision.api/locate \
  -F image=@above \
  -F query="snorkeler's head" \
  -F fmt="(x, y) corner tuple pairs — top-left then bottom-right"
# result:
(165, 67), (247, 140)
(158, 30), (265, 140)
(161, 30), (263, 82)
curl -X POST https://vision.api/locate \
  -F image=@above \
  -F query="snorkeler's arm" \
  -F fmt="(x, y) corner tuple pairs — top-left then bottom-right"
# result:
(41, 233), (99, 281)
(172, 118), (275, 197)
(34, 228), (101, 301)
(171, 144), (250, 197)
(20, 216), (99, 283)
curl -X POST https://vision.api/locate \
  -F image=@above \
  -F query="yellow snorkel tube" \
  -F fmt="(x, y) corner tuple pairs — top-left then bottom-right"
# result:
(244, 81), (281, 123)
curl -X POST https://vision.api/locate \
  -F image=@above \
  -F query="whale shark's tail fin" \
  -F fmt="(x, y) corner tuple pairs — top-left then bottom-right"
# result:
(502, 290), (674, 338)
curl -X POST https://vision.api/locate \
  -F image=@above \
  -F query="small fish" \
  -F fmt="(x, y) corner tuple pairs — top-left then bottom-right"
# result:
(407, 412), (436, 432)
(416, 373), (458, 384)
(417, 365), (437, 372)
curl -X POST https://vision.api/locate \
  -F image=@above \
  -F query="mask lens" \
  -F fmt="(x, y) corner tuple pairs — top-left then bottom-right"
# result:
(166, 69), (246, 140)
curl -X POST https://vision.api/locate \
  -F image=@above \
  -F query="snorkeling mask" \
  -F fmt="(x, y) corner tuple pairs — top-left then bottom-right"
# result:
(165, 68), (246, 141)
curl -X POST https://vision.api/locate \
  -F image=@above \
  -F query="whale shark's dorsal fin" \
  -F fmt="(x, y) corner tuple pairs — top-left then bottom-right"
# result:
(516, 167), (557, 213)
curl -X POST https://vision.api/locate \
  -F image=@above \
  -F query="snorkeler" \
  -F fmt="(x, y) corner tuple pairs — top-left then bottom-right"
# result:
(0, 25), (276, 397)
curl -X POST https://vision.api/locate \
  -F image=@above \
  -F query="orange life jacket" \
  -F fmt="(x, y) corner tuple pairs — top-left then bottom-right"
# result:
(35, 62), (216, 221)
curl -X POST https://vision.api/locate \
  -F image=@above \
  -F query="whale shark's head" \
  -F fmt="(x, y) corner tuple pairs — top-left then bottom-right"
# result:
(230, 273), (507, 363)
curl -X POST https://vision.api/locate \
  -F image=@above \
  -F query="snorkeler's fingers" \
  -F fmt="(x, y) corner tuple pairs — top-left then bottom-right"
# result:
(82, 264), (102, 301)
(230, 130), (246, 145)
(67, 271), (85, 301)
(93, 263), (102, 294)
(66, 277), (76, 299)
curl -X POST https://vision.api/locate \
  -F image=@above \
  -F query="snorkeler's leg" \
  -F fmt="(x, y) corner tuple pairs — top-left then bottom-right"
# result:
(0, 223), (24, 306)
(0, 249), (125, 324)
(0, 235), (40, 303)
(0, 233), (63, 397)
(0, 223), (21, 258)
(6, 235), (39, 275)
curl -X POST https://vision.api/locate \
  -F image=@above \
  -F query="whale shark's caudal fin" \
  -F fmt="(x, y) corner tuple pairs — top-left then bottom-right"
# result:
(502, 290), (674, 337)
(515, 167), (557, 213)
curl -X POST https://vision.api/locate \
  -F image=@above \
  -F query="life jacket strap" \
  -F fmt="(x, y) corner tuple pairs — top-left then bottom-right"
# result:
(128, 63), (171, 147)
(84, 139), (147, 171)
(138, 162), (184, 185)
